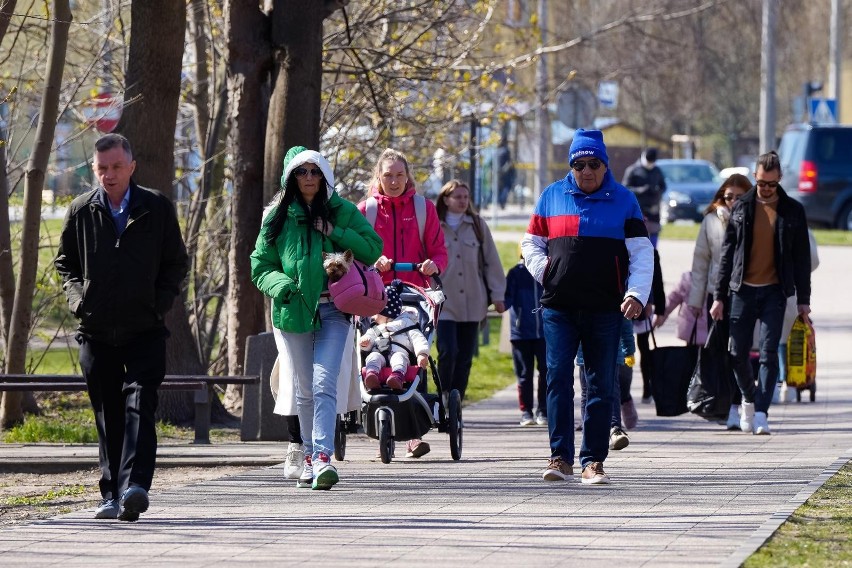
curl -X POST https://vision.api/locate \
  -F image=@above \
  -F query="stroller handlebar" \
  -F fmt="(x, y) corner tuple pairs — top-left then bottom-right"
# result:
(390, 262), (443, 290)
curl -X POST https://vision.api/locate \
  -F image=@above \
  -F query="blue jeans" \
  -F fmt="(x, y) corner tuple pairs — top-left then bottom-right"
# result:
(543, 308), (621, 468)
(278, 303), (352, 461)
(511, 338), (547, 414)
(728, 284), (786, 414)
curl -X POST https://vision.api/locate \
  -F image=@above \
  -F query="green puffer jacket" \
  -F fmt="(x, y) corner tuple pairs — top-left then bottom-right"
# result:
(251, 193), (382, 333)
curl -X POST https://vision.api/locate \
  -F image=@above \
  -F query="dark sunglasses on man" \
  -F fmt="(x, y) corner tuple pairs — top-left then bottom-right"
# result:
(570, 159), (603, 172)
(755, 180), (778, 188)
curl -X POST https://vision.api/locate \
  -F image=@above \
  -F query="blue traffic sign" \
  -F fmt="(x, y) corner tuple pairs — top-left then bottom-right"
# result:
(809, 98), (837, 124)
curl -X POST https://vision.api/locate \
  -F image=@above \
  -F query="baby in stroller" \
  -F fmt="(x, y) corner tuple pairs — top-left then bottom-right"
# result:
(360, 279), (430, 391)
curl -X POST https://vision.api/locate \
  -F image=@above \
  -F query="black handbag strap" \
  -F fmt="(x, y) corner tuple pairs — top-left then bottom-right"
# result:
(649, 318), (699, 348)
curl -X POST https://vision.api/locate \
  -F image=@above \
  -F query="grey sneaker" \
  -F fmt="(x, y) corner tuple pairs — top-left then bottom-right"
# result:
(520, 411), (535, 426)
(94, 498), (119, 519)
(542, 457), (573, 481)
(283, 442), (305, 479)
(534, 410), (548, 426)
(608, 427), (630, 451)
(296, 456), (313, 488)
(118, 486), (149, 522)
(581, 462), (610, 485)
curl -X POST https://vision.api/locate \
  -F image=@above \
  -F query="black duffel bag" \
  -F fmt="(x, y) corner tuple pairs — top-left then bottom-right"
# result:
(687, 320), (734, 420)
(651, 325), (699, 417)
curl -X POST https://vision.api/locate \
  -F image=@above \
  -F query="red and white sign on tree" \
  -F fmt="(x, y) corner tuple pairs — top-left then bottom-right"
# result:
(83, 92), (122, 133)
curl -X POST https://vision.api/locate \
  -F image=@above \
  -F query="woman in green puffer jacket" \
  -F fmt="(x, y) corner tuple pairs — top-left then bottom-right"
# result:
(251, 149), (381, 490)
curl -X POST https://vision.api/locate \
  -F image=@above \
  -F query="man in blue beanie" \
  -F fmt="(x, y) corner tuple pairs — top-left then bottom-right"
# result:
(521, 129), (654, 485)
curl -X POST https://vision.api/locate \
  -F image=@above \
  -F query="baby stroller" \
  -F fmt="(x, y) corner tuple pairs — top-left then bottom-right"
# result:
(356, 263), (463, 464)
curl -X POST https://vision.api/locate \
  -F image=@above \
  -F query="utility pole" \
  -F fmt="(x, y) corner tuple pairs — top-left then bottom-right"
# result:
(534, 0), (548, 201)
(759, 0), (776, 153)
(829, 0), (842, 119)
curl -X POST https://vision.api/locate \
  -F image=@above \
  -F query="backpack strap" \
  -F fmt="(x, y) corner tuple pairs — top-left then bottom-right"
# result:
(412, 194), (426, 244)
(365, 196), (378, 228)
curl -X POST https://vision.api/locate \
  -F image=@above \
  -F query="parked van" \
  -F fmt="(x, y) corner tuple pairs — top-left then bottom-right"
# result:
(777, 124), (852, 230)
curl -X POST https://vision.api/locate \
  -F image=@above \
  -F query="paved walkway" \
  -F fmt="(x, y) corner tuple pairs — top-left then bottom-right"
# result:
(1, 231), (850, 567)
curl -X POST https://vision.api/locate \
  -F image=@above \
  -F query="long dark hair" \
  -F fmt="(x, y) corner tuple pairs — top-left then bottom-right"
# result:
(264, 169), (332, 246)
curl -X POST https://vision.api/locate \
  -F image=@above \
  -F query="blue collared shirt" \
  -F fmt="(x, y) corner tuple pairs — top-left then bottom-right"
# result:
(109, 188), (131, 235)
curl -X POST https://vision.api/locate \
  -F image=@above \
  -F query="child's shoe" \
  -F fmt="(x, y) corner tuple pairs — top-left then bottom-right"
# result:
(386, 371), (404, 390)
(364, 371), (381, 390)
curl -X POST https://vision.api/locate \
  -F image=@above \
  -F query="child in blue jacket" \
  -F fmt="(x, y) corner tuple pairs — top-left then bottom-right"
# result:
(505, 255), (548, 426)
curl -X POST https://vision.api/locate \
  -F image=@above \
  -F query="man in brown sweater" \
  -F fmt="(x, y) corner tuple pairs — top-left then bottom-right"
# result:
(710, 151), (811, 435)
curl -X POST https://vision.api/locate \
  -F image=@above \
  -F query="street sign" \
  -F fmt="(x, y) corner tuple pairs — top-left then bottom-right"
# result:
(83, 92), (122, 133)
(809, 98), (837, 124)
(598, 81), (618, 110)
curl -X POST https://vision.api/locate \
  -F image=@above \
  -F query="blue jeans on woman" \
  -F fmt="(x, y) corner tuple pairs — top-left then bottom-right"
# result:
(728, 284), (786, 414)
(278, 303), (352, 461)
(542, 307), (621, 469)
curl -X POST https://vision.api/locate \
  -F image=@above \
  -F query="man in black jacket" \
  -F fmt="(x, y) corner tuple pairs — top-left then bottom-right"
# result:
(55, 134), (188, 521)
(623, 148), (667, 247)
(711, 150), (811, 436)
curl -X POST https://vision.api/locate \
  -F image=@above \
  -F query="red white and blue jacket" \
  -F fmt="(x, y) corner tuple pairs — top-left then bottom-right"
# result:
(520, 170), (654, 312)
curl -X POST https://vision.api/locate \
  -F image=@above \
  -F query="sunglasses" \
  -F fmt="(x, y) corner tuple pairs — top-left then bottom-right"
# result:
(294, 167), (323, 178)
(723, 194), (739, 202)
(755, 180), (778, 188)
(571, 159), (603, 172)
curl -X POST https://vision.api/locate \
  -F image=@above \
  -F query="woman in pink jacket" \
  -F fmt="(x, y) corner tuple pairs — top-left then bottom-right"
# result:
(358, 148), (448, 458)
(357, 149), (448, 289)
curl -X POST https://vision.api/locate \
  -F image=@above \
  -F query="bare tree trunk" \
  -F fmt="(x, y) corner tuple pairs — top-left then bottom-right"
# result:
(0, 0), (70, 429)
(224, 0), (270, 391)
(0, 106), (15, 349)
(263, 0), (325, 204)
(0, 0), (18, 47)
(114, 0), (199, 423)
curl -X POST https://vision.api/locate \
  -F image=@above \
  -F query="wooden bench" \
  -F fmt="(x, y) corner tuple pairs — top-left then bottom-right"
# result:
(0, 374), (259, 444)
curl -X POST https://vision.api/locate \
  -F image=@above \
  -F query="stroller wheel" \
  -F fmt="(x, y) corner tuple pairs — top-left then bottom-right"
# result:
(378, 409), (394, 464)
(334, 415), (347, 461)
(448, 389), (463, 461)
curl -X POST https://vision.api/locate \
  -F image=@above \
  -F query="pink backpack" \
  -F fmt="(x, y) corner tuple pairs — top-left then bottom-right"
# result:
(328, 260), (387, 317)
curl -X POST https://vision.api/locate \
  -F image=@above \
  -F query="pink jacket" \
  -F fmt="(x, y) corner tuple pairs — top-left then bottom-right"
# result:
(665, 271), (708, 345)
(357, 183), (448, 289)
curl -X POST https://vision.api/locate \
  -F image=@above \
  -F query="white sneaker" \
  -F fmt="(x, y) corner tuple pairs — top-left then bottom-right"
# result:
(753, 411), (771, 435)
(283, 442), (305, 479)
(296, 457), (313, 488)
(740, 402), (755, 432)
(312, 453), (339, 490)
(726, 405), (741, 430)
(608, 427), (629, 451)
(520, 411), (535, 426)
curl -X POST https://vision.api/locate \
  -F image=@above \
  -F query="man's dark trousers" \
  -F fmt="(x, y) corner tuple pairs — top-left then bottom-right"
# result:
(78, 331), (166, 500)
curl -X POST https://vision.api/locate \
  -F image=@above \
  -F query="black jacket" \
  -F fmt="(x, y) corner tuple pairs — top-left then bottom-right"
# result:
(622, 160), (667, 229)
(54, 182), (189, 345)
(714, 185), (811, 305)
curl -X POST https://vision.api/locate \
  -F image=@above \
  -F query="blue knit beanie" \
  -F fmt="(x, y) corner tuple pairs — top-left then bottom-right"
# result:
(569, 129), (609, 166)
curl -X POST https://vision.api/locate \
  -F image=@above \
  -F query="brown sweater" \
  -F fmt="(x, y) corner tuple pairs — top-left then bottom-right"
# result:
(744, 197), (779, 286)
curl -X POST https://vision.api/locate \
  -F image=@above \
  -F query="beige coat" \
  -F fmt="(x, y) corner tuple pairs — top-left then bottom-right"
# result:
(439, 215), (506, 322)
(688, 207), (729, 309)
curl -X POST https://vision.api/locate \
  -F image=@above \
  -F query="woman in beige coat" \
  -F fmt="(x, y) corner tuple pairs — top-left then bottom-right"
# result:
(436, 180), (506, 400)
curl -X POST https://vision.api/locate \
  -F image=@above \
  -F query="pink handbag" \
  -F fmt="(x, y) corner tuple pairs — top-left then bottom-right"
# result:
(328, 260), (387, 317)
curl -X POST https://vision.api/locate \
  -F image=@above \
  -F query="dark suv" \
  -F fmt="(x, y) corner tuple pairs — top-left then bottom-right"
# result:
(777, 124), (852, 230)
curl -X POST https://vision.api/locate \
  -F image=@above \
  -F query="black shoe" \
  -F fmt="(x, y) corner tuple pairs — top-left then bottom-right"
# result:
(94, 498), (119, 519)
(118, 486), (149, 522)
